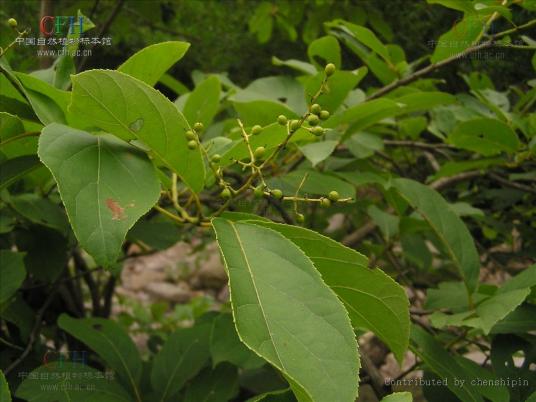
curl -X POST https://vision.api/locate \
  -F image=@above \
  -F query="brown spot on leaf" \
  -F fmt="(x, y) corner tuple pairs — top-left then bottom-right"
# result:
(92, 324), (103, 330)
(106, 198), (125, 220)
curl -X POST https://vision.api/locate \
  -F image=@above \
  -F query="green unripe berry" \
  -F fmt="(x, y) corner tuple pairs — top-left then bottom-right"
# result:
(277, 115), (288, 126)
(254, 185), (265, 198)
(8, 18), (17, 28)
(187, 140), (197, 150)
(185, 130), (196, 140)
(220, 188), (231, 199)
(312, 126), (324, 136)
(251, 125), (263, 135)
(254, 146), (265, 159)
(211, 154), (221, 163)
(290, 120), (300, 132)
(296, 213), (305, 223)
(307, 114), (320, 126)
(319, 110), (330, 120)
(271, 189), (283, 199)
(320, 197), (331, 208)
(325, 63), (336, 76)
(311, 103), (322, 115)
(193, 122), (204, 132)
(328, 190), (340, 202)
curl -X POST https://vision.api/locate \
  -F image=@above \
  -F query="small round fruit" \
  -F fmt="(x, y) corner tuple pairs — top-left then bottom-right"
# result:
(325, 63), (336, 76)
(187, 140), (197, 150)
(277, 115), (288, 126)
(254, 146), (265, 159)
(307, 114), (320, 126)
(211, 154), (221, 163)
(185, 130), (196, 140)
(296, 213), (305, 223)
(220, 188), (231, 199)
(290, 119), (300, 132)
(328, 190), (340, 202)
(271, 189), (283, 199)
(311, 103), (322, 115)
(319, 110), (330, 120)
(193, 122), (204, 132)
(312, 126), (324, 136)
(254, 185), (265, 198)
(320, 197), (331, 208)
(251, 125), (262, 135)
(8, 18), (17, 28)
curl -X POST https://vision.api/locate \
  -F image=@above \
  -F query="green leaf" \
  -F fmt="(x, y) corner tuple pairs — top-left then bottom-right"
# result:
(183, 363), (239, 402)
(267, 169), (355, 199)
(0, 112), (39, 158)
(497, 264), (536, 294)
(427, 0), (475, 13)
(393, 178), (480, 293)
(307, 36), (341, 68)
(233, 100), (298, 126)
(272, 56), (317, 75)
(247, 389), (296, 402)
(212, 219), (359, 402)
(183, 76), (221, 127)
(469, 288), (531, 334)
(304, 68), (367, 113)
(151, 323), (212, 401)
(118, 41), (190, 86)
(345, 132), (384, 159)
(326, 98), (401, 130)
(335, 21), (392, 64)
(394, 91), (457, 114)
(0, 250), (26, 305)
(16, 362), (131, 402)
(491, 304), (536, 334)
(432, 158), (504, 180)
(449, 118), (520, 156)
(127, 219), (178, 250)
(38, 124), (160, 267)
(69, 70), (205, 192)
(431, 15), (485, 63)
(252, 222), (409, 363)
(16, 226), (69, 282)
(298, 140), (338, 166)
(380, 392), (413, 402)
(0, 295), (34, 340)
(159, 73), (189, 95)
(0, 58), (67, 125)
(0, 370), (10, 402)
(9, 193), (69, 234)
(210, 313), (265, 369)
(367, 205), (399, 239)
(15, 72), (70, 122)
(231, 76), (307, 116)
(58, 315), (142, 400)
(219, 124), (309, 167)
(410, 325), (484, 402)
(0, 155), (41, 190)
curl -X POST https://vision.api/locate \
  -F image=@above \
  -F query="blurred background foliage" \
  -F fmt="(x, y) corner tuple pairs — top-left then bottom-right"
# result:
(1, 0), (533, 90)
